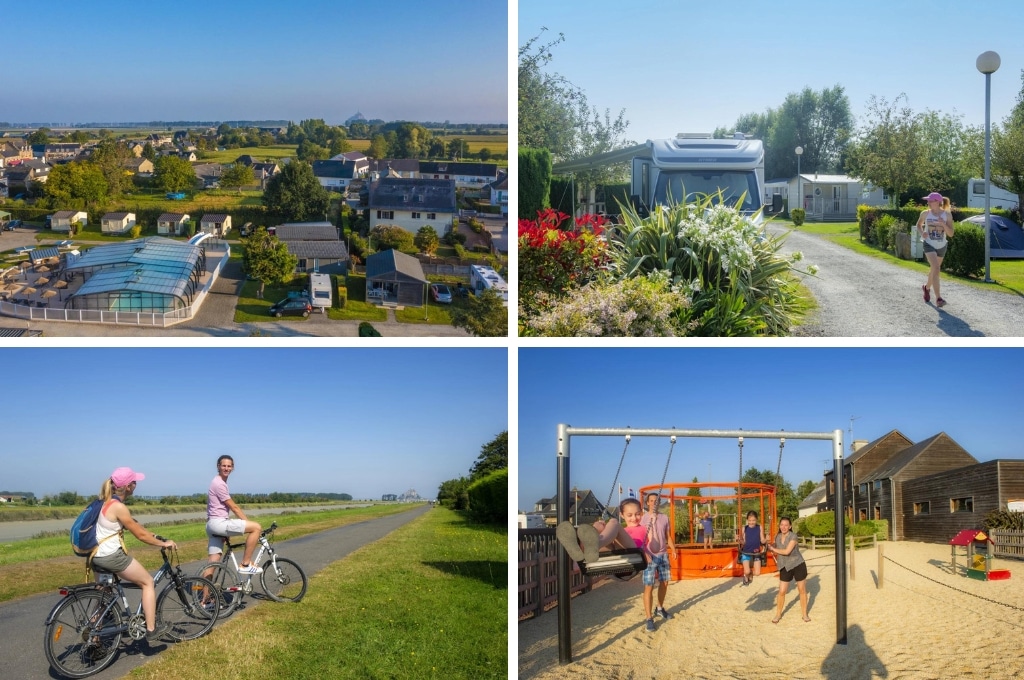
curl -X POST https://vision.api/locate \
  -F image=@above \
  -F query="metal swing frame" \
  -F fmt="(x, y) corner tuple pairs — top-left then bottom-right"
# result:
(555, 424), (849, 664)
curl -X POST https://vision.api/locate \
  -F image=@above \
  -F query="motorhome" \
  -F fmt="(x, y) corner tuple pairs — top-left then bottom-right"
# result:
(552, 132), (780, 220)
(468, 264), (508, 306)
(966, 178), (1019, 210)
(308, 272), (332, 312)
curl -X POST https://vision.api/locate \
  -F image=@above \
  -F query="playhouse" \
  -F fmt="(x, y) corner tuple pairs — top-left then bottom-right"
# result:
(949, 529), (1011, 581)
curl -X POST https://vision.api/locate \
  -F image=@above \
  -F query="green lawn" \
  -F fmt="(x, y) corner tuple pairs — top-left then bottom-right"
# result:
(198, 145), (298, 164)
(128, 507), (507, 680)
(780, 220), (1024, 295)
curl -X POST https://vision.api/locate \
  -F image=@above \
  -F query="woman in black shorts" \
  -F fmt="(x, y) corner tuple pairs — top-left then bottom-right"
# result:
(767, 516), (810, 623)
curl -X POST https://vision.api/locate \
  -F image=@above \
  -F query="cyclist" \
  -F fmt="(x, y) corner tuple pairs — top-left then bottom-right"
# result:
(204, 455), (263, 575)
(91, 467), (177, 642)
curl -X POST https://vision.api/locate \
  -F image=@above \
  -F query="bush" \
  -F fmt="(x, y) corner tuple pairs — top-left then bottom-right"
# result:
(358, 322), (381, 337)
(519, 147), (551, 220)
(797, 511), (849, 538)
(873, 214), (893, 250)
(466, 468), (507, 525)
(943, 221), (985, 278)
(850, 519), (888, 539)
(129, 225), (143, 239)
(984, 509), (1024, 531)
(791, 207), (805, 226)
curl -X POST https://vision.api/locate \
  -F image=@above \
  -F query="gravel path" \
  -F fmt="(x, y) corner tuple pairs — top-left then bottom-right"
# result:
(769, 224), (1024, 337)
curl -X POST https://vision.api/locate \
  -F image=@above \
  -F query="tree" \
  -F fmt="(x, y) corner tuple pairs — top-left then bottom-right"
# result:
(369, 224), (414, 251)
(91, 139), (136, 196)
(368, 133), (389, 159)
(845, 94), (934, 207)
(450, 288), (508, 337)
(44, 162), (109, 208)
(153, 155), (197, 193)
(469, 431), (508, 481)
(413, 225), (439, 255)
(297, 138), (329, 162)
(221, 163), (256, 192)
(918, 110), (982, 205)
(795, 480), (819, 504)
(141, 142), (156, 161)
(479, 147), (492, 161)
(262, 161), (330, 221)
(27, 127), (51, 145)
(242, 226), (298, 298)
(449, 137), (468, 159)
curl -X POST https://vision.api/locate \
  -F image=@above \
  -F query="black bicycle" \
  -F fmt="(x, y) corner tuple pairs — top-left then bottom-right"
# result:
(199, 521), (307, 617)
(43, 539), (219, 678)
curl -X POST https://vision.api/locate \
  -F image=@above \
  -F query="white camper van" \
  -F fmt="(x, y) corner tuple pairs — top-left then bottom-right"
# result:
(468, 264), (508, 306)
(308, 272), (332, 312)
(967, 178), (1019, 210)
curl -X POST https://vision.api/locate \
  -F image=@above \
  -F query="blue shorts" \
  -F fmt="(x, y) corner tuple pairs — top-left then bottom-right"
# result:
(643, 553), (671, 585)
(740, 553), (758, 563)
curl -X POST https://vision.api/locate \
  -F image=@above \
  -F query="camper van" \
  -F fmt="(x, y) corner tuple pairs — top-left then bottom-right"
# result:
(468, 264), (508, 306)
(308, 272), (332, 312)
(967, 178), (1019, 210)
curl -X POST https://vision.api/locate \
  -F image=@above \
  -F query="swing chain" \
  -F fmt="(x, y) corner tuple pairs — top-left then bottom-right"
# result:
(602, 435), (632, 520)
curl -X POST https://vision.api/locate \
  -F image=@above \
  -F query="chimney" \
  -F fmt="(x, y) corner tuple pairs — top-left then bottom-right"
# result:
(852, 440), (869, 452)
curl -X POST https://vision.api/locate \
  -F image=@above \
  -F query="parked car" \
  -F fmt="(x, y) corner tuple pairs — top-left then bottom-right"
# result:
(268, 297), (312, 318)
(239, 222), (253, 237)
(430, 283), (452, 303)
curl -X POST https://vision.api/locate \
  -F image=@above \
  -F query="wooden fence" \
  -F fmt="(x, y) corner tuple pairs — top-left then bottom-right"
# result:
(518, 528), (603, 621)
(991, 529), (1024, 560)
(797, 534), (879, 551)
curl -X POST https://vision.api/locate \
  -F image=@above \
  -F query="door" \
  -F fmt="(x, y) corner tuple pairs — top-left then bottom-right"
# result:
(833, 186), (842, 214)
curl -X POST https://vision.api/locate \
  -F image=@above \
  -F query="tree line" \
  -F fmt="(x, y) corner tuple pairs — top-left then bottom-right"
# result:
(17, 491), (353, 507)
(436, 431), (507, 511)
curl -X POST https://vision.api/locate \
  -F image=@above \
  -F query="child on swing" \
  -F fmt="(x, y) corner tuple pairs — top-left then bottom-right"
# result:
(555, 497), (645, 564)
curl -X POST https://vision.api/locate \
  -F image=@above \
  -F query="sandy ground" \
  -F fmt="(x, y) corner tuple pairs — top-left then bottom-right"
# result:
(518, 542), (1024, 679)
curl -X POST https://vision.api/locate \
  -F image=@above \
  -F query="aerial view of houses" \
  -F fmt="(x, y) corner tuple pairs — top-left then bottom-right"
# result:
(0, 120), (509, 337)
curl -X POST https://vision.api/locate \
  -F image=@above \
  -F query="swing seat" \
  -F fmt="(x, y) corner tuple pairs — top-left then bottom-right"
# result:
(580, 547), (647, 578)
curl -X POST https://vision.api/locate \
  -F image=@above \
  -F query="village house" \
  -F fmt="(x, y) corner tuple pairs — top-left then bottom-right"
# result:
(367, 177), (456, 234)
(419, 161), (498, 188)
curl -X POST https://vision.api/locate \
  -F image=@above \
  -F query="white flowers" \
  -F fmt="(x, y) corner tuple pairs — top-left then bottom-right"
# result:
(676, 204), (758, 274)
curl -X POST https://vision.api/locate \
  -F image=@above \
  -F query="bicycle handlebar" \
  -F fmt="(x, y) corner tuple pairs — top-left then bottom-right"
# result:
(260, 521), (278, 538)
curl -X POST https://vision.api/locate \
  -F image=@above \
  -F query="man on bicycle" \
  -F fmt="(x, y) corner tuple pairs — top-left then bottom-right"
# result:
(204, 455), (263, 575)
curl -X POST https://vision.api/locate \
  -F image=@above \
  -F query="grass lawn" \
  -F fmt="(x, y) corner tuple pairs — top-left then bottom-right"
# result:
(129, 507), (507, 680)
(779, 220), (1024, 296)
(0, 504), (415, 603)
(198, 145), (299, 164)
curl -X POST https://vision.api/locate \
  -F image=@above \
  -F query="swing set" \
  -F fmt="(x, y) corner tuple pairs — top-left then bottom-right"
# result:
(554, 424), (849, 664)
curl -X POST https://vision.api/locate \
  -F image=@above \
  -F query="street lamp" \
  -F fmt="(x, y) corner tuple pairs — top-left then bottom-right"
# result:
(977, 50), (1001, 283)
(795, 146), (803, 214)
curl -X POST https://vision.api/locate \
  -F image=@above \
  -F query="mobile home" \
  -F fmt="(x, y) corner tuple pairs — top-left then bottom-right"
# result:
(967, 178), (1018, 210)
(468, 264), (508, 306)
(308, 272), (332, 312)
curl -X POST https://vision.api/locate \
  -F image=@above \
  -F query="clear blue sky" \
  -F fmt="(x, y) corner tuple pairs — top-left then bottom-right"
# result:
(1, 0), (508, 125)
(518, 0), (1024, 142)
(517, 347), (1024, 512)
(1, 348), (507, 501)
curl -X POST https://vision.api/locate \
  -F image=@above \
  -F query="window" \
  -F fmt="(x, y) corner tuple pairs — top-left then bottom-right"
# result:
(376, 210), (394, 220)
(829, 479), (834, 495)
(874, 480), (882, 491)
(859, 483), (867, 495)
(973, 181), (985, 195)
(950, 497), (974, 513)
(914, 501), (930, 515)
(858, 509), (867, 521)
(411, 212), (421, 219)
(427, 213), (436, 220)
(873, 505), (881, 520)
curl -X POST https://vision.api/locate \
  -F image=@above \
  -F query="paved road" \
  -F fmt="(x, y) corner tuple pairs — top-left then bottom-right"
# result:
(0, 505), (429, 680)
(770, 224), (1024, 337)
(0, 504), (371, 542)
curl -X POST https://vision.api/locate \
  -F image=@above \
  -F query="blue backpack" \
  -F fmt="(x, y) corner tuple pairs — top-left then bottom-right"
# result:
(71, 496), (120, 557)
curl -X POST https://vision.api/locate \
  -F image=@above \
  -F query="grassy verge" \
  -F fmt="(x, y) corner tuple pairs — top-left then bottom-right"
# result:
(785, 221), (1024, 295)
(0, 504), (417, 603)
(128, 507), (506, 680)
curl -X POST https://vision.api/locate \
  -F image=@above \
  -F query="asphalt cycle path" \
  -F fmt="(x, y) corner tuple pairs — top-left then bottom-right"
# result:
(0, 504), (429, 680)
(769, 224), (1024, 337)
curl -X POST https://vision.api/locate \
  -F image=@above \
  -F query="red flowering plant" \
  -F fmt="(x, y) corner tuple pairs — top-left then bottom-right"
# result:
(518, 208), (609, 323)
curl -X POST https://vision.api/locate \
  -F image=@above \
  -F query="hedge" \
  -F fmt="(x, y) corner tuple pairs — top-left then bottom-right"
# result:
(519, 148), (551, 220)
(466, 468), (507, 525)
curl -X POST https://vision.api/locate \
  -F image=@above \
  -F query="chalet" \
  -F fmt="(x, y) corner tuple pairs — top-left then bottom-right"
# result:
(367, 177), (456, 234)
(199, 213), (231, 236)
(311, 160), (357, 191)
(100, 212), (137, 234)
(365, 249), (428, 306)
(273, 221), (349, 274)
(50, 210), (89, 233)
(157, 212), (190, 236)
(764, 174), (888, 222)
(419, 161), (498, 188)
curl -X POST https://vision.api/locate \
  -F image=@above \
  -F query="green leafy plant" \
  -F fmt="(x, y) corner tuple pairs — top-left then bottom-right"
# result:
(943, 221), (985, 278)
(791, 207), (805, 226)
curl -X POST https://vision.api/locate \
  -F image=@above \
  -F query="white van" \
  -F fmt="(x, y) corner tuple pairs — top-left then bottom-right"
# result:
(308, 272), (332, 312)
(967, 178), (1019, 210)
(468, 264), (508, 306)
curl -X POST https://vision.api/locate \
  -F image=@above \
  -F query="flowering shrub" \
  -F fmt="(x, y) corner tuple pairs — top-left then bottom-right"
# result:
(523, 274), (689, 337)
(518, 208), (609, 320)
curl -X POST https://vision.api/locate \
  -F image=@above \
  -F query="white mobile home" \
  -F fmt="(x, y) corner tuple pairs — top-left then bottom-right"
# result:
(468, 264), (508, 306)
(308, 272), (332, 312)
(764, 174), (888, 221)
(967, 178), (1018, 210)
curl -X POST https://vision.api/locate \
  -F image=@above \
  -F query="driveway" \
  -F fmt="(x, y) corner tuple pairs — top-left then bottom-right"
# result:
(770, 224), (1024, 337)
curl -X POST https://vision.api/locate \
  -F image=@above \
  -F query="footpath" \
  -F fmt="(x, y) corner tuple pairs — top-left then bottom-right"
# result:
(0, 505), (429, 680)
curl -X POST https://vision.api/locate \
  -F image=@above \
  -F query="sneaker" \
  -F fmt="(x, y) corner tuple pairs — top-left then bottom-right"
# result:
(656, 606), (673, 620)
(936, 297), (947, 308)
(922, 285), (930, 303)
(236, 563), (263, 575)
(645, 618), (656, 632)
(145, 621), (171, 642)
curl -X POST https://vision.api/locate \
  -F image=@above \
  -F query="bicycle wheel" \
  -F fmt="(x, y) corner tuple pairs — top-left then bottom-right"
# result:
(44, 589), (122, 679)
(260, 557), (307, 602)
(157, 576), (219, 641)
(197, 562), (242, 618)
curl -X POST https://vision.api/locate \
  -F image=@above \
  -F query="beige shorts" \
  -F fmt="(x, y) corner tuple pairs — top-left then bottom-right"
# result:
(206, 517), (248, 555)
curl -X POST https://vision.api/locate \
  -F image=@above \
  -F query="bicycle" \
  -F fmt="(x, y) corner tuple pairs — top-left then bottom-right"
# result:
(43, 537), (220, 679)
(199, 520), (307, 617)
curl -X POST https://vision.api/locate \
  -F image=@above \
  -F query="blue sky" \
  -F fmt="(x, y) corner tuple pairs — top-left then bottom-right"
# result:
(518, 0), (1024, 142)
(1, 0), (508, 125)
(517, 347), (1024, 512)
(1, 348), (507, 500)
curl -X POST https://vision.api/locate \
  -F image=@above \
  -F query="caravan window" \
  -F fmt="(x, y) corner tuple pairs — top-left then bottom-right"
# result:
(654, 171), (760, 211)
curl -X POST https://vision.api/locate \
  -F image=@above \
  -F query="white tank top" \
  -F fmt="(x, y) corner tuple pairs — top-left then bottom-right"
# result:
(94, 499), (123, 558)
(923, 210), (950, 248)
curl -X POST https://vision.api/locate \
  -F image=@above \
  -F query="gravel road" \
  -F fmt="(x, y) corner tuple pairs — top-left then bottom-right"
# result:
(769, 224), (1024, 337)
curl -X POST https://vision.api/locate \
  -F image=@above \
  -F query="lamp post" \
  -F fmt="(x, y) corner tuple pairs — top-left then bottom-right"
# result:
(977, 50), (1001, 283)
(795, 146), (803, 214)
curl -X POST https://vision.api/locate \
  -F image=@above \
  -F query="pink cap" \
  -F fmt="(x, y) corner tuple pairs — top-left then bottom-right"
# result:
(111, 467), (145, 487)
(923, 192), (944, 203)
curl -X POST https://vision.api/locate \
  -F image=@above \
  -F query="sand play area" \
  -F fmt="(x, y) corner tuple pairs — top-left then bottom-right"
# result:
(518, 541), (1024, 679)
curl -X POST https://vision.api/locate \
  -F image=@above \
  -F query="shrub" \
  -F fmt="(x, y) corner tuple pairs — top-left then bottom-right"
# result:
(797, 511), (849, 538)
(791, 207), (805, 226)
(943, 221), (985, 278)
(519, 147), (551, 220)
(370, 224), (414, 252)
(466, 468), (507, 525)
(984, 509), (1024, 531)
(851, 519), (889, 539)
(358, 322), (381, 337)
(873, 214), (893, 249)
(129, 225), (143, 239)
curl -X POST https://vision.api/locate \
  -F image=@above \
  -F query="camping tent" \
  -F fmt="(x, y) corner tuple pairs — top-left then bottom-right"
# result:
(963, 215), (1024, 258)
